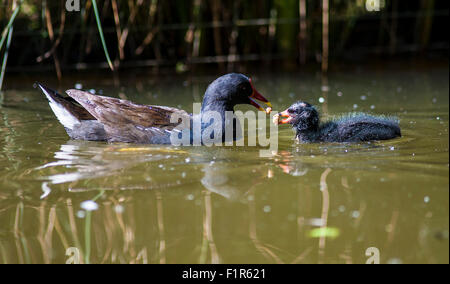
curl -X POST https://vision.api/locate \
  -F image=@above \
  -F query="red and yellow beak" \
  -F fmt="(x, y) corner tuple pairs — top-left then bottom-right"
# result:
(273, 109), (294, 125)
(249, 79), (272, 113)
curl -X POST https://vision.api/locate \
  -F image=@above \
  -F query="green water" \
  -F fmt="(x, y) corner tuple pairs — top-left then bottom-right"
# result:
(0, 67), (448, 264)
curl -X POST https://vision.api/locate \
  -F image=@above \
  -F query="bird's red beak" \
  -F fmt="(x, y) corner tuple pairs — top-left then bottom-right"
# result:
(249, 78), (272, 113)
(273, 109), (294, 125)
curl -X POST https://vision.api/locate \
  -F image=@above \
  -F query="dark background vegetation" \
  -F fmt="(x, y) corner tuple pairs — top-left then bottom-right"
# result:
(1, 0), (449, 79)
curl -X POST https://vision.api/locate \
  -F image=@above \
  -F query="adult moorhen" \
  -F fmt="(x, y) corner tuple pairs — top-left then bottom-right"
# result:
(36, 73), (272, 144)
(275, 101), (401, 143)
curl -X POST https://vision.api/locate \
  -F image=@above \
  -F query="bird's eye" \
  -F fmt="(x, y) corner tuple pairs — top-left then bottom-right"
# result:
(239, 84), (251, 94)
(288, 108), (296, 114)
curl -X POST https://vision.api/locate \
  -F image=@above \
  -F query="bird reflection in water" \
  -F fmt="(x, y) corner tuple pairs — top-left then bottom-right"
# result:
(36, 141), (273, 201)
(272, 150), (309, 177)
(36, 140), (191, 198)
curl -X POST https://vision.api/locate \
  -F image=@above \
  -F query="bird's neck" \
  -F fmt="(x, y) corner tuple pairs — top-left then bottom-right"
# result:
(200, 95), (233, 115)
(295, 129), (318, 143)
(199, 93), (236, 142)
(294, 119), (320, 143)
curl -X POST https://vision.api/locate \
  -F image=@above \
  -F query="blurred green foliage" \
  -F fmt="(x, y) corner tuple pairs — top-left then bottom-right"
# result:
(0, 0), (448, 74)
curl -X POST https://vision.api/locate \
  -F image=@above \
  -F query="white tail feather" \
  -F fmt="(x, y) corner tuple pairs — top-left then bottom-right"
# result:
(39, 85), (80, 130)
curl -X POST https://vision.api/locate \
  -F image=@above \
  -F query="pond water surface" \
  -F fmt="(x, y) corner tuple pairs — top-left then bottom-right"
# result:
(0, 65), (448, 264)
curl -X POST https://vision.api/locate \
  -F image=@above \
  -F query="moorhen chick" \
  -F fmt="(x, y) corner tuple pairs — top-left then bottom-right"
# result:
(275, 101), (401, 143)
(36, 73), (272, 144)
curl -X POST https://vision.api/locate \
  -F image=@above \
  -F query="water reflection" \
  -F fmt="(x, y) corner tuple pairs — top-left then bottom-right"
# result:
(36, 140), (191, 196)
(36, 140), (272, 202)
(274, 150), (309, 176)
(197, 148), (255, 201)
(27, 141), (343, 264)
(201, 162), (241, 200)
(0, 69), (448, 263)
(40, 141), (168, 184)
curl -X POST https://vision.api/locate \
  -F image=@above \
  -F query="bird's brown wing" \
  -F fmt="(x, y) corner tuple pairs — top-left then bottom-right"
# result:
(66, 89), (191, 143)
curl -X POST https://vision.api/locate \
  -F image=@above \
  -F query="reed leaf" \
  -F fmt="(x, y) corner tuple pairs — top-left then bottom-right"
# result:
(84, 190), (104, 264)
(0, 2), (21, 52)
(91, 0), (115, 71)
(0, 26), (13, 93)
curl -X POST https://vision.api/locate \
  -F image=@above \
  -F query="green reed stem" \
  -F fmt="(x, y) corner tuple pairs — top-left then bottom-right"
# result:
(0, 26), (13, 94)
(18, 202), (31, 264)
(84, 211), (92, 264)
(0, 2), (20, 52)
(84, 190), (105, 264)
(91, 0), (115, 71)
(93, 190), (105, 202)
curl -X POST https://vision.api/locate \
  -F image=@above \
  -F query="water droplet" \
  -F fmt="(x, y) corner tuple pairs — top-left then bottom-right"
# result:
(186, 194), (195, 201)
(360, 95), (367, 101)
(321, 85), (330, 92)
(81, 200), (99, 211)
(351, 211), (360, 218)
(76, 210), (86, 219)
(318, 97), (325, 103)
(337, 91), (343, 97)
(424, 196), (430, 203)
(263, 205), (271, 213)
(353, 104), (358, 109)
(75, 83), (83, 89)
(390, 146), (395, 151)
(370, 105), (376, 110)
(114, 205), (124, 214)
(308, 218), (325, 227)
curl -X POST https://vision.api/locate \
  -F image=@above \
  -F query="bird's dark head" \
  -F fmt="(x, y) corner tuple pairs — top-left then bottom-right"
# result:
(275, 101), (320, 131)
(202, 73), (271, 112)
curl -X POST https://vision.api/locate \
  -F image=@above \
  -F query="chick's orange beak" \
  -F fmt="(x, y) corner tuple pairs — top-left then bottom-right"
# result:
(274, 109), (294, 125)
